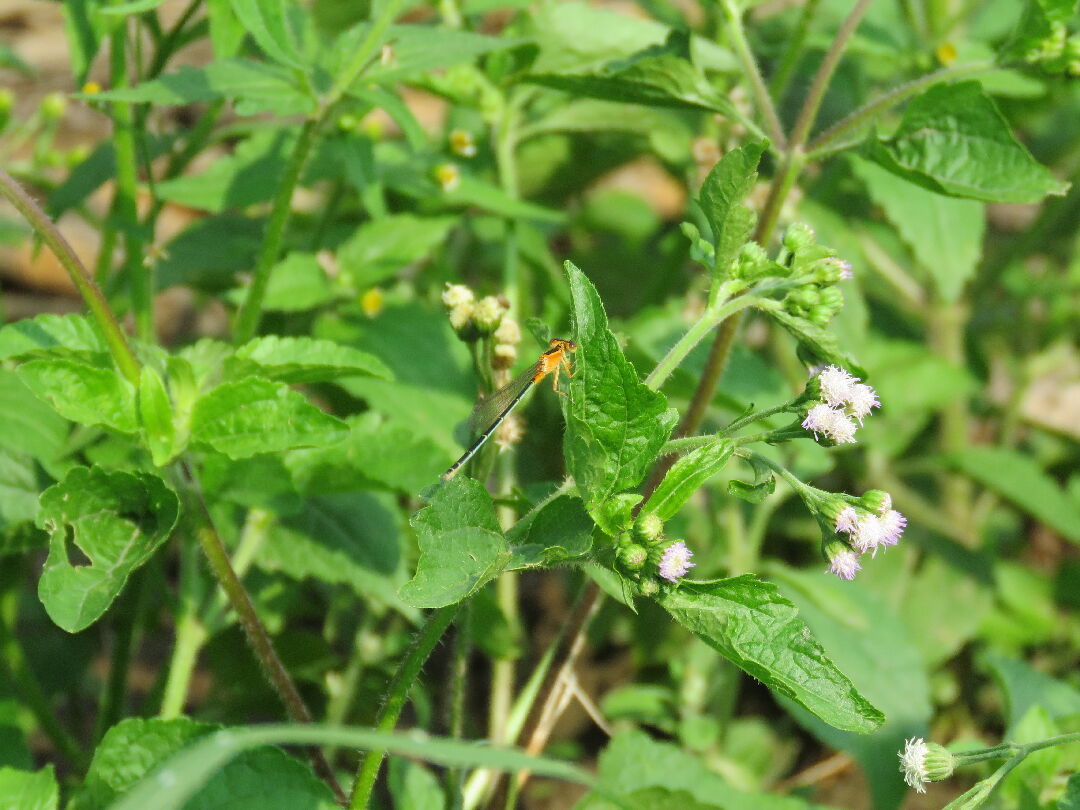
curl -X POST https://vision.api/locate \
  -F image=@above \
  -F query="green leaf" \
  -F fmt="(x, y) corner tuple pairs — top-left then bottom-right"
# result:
(400, 477), (509, 608)
(191, 377), (348, 459)
(0, 314), (107, 361)
(108, 724), (595, 810)
(944, 447), (1080, 545)
(99, 0), (167, 15)
(727, 453), (776, 504)
(563, 261), (678, 512)
(579, 729), (816, 810)
(772, 567), (931, 808)
(154, 129), (295, 213)
(506, 493), (594, 568)
(699, 140), (767, 275)
(80, 717), (337, 810)
(36, 467), (180, 633)
(259, 493), (407, 610)
(765, 308), (863, 375)
(526, 31), (737, 118)
(336, 214), (455, 288)
(157, 215), (262, 291)
(332, 24), (519, 87)
(229, 0), (305, 69)
(980, 650), (1080, 733)
(659, 577), (884, 733)
(0, 369), (69, 463)
(286, 413), (450, 495)
(865, 81), (1069, 203)
(851, 156), (984, 302)
(0, 450), (39, 529)
(87, 60), (314, 116)
(17, 359), (137, 433)
(139, 367), (178, 466)
(388, 760), (446, 810)
(229, 335), (392, 384)
(0, 765), (58, 810)
(231, 252), (335, 312)
(642, 440), (733, 521)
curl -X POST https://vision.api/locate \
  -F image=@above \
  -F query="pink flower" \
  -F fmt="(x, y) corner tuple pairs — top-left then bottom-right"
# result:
(835, 506), (859, 533)
(658, 541), (695, 582)
(826, 549), (862, 580)
(879, 509), (907, 547)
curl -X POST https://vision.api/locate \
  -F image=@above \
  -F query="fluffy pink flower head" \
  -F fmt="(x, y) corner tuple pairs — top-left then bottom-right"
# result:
(835, 506), (859, 534)
(658, 541), (695, 583)
(827, 549), (862, 580)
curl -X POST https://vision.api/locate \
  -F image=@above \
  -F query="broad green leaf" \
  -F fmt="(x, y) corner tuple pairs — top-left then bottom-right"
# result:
(659, 576), (884, 733)
(157, 215), (262, 291)
(228, 335), (391, 384)
(80, 717), (336, 810)
(336, 214), (455, 288)
(286, 413), (451, 495)
(331, 24), (519, 87)
(388, 760), (446, 810)
(17, 359), (137, 433)
(36, 467), (180, 633)
(0, 369), (69, 463)
(865, 81), (1069, 203)
(49, 135), (173, 218)
(109, 724), (595, 810)
(230, 252), (335, 312)
(526, 31), (737, 118)
(506, 493), (594, 568)
(398, 527), (510, 608)
(980, 650), (1080, 733)
(207, 0), (246, 58)
(773, 567), (930, 808)
(229, 0), (305, 69)
(87, 60), (314, 116)
(642, 440), (733, 521)
(521, 99), (690, 142)
(699, 140), (767, 275)
(851, 156), (985, 302)
(154, 129), (295, 213)
(563, 261), (678, 511)
(191, 377), (347, 459)
(0, 450), (41, 529)
(139, 366), (178, 466)
(944, 447), (1080, 544)
(577, 729), (818, 810)
(259, 493), (406, 609)
(0, 314), (107, 361)
(900, 556), (992, 668)
(0, 765), (57, 810)
(400, 477), (509, 608)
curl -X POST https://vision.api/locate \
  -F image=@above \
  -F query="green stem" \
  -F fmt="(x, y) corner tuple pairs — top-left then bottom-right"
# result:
(786, 0), (875, 151)
(94, 567), (145, 740)
(110, 17), (152, 342)
(446, 603), (472, 810)
(0, 168), (141, 384)
(234, 0), (406, 343)
(349, 604), (461, 809)
(160, 533), (207, 719)
(182, 464), (346, 804)
(722, 0), (785, 148)
(644, 295), (758, 391)
(806, 61), (998, 158)
(0, 581), (87, 769)
(769, 0), (821, 101)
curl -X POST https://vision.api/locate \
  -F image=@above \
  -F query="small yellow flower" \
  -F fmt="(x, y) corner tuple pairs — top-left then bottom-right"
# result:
(434, 162), (461, 192)
(81, 80), (102, 95)
(449, 129), (477, 158)
(935, 42), (957, 65)
(360, 288), (384, 317)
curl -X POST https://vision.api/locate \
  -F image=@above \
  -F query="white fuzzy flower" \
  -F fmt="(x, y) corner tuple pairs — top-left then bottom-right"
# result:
(847, 383), (880, 423)
(442, 283), (474, 309)
(493, 316), (521, 346)
(802, 403), (840, 439)
(850, 514), (886, 554)
(835, 506), (859, 534)
(817, 365), (858, 407)
(826, 549), (861, 580)
(899, 738), (930, 793)
(658, 541), (695, 582)
(879, 509), (907, 547)
(827, 411), (858, 444)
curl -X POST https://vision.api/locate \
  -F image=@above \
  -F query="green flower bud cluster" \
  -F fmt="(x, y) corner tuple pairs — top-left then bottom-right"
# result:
(1023, 21), (1080, 75)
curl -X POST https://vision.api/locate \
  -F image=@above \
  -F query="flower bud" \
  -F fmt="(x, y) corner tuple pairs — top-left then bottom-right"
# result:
(449, 128), (477, 158)
(493, 316), (521, 346)
(899, 738), (955, 793)
(859, 490), (892, 515)
(635, 512), (664, 543)
(638, 578), (660, 597)
(808, 304), (833, 325)
(735, 241), (768, 277)
(434, 162), (460, 192)
(782, 223), (816, 252)
(337, 113), (359, 132)
(492, 342), (517, 370)
(618, 543), (648, 571)
(41, 92), (67, 121)
(472, 295), (508, 332)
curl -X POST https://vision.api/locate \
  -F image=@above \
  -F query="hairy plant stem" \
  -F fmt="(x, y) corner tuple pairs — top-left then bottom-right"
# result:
(349, 604), (461, 809)
(109, 17), (153, 341)
(180, 463), (346, 803)
(0, 168), (141, 384)
(722, 0), (785, 149)
(234, 0), (406, 342)
(446, 602), (472, 810)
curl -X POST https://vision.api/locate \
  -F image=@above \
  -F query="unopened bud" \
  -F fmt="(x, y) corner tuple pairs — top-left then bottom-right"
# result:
(618, 543), (648, 571)
(635, 512), (664, 543)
